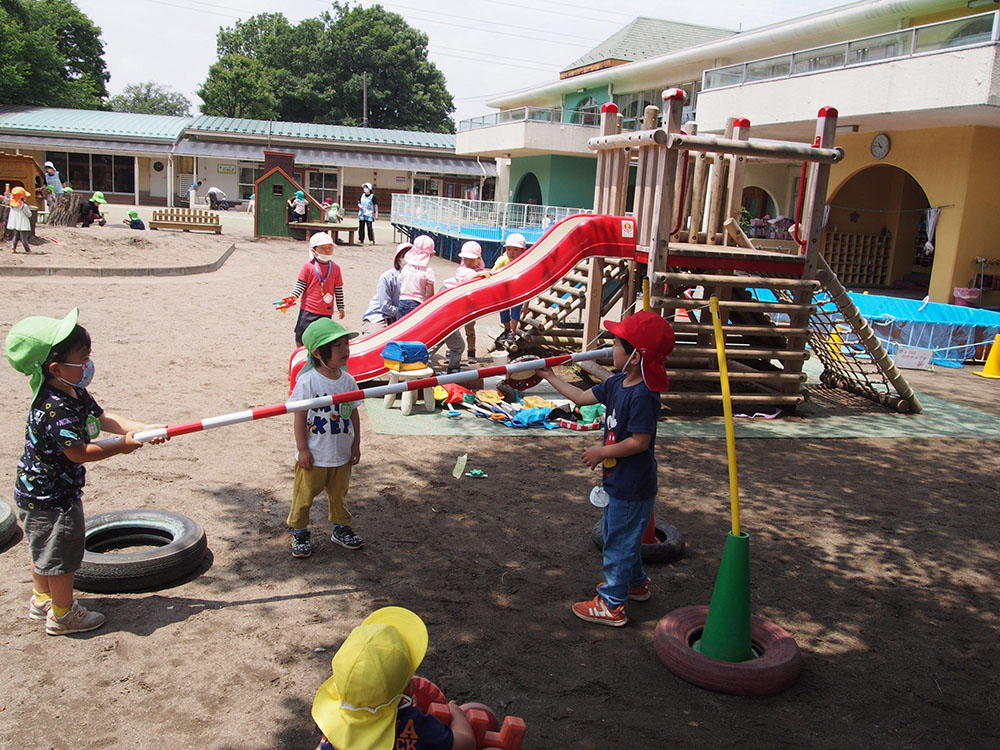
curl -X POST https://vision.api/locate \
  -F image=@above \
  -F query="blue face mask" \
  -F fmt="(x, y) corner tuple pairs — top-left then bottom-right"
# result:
(58, 359), (95, 389)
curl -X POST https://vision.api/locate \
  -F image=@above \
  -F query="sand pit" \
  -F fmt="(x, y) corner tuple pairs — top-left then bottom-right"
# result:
(0, 220), (998, 748)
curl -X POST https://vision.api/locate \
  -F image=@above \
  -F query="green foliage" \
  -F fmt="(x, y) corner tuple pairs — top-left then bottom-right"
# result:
(0, 0), (109, 109)
(197, 55), (278, 120)
(109, 82), (191, 117)
(739, 206), (753, 233)
(200, 4), (455, 132)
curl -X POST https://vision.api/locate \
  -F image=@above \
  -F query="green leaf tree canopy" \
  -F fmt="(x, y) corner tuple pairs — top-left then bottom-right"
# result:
(197, 55), (278, 121)
(109, 82), (192, 117)
(0, 0), (109, 109)
(201, 3), (455, 133)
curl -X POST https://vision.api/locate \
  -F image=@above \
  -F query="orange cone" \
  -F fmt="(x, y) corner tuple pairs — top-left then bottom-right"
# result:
(974, 334), (1000, 379)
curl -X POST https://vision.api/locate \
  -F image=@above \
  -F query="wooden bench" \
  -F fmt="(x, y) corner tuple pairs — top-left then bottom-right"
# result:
(150, 208), (222, 234)
(288, 220), (358, 245)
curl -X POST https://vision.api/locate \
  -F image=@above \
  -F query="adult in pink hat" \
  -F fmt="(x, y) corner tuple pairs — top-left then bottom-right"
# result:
(538, 310), (674, 627)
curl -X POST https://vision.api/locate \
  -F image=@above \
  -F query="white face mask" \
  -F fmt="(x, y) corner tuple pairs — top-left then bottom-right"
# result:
(363, 187), (371, 194)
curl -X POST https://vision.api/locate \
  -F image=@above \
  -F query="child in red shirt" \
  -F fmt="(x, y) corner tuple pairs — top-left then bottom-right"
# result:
(288, 232), (346, 345)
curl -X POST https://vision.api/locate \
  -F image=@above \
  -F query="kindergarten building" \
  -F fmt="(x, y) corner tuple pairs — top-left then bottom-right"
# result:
(455, 0), (1000, 306)
(0, 107), (494, 213)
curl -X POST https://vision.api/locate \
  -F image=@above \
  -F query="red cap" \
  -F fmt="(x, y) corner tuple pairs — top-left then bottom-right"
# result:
(604, 311), (675, 391)
(601, 102), (619, 114)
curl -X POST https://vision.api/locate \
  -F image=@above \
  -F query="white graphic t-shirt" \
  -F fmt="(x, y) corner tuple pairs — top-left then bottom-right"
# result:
(289, 367), (363, 467)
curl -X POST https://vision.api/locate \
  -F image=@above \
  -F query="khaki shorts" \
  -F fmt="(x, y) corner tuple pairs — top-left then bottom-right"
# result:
(18, 502), (86, 575)
(287, 463), (353, 530)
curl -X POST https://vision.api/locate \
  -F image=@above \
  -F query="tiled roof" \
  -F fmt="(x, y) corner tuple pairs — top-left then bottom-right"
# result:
(0, 107), (191, 140)
(186, 116), (456, 150)
(562, 17), (737, 73)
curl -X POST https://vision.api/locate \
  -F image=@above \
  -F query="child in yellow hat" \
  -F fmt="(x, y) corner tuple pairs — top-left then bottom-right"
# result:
(6, 186), (33, 253)
(312, 606), (475, 750)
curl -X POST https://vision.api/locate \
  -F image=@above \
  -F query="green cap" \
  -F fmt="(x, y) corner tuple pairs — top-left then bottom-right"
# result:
(301, 319), (358, 374)
(128, 209), (139, 219)
(5, 308), (79, 401)
(92, 191), (107, 204)
(63, 186), (74, 193)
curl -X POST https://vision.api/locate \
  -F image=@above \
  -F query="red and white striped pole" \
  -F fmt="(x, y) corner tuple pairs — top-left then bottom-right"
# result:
(96, 348), (614, 446)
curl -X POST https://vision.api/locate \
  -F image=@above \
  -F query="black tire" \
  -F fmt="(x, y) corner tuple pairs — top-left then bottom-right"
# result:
(75, 509), (207, 593)
(0, 499), (17, 548)
(654, 605), (802, 696)
(591, 518), (684, 563)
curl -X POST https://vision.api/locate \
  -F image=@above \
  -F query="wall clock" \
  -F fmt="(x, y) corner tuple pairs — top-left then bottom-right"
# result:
(871, 134), (891, 159)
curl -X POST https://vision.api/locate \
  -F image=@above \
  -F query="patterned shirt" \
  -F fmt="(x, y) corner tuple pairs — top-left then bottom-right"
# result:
(15, 383), (103, 511)
(590, 373), (660, 500)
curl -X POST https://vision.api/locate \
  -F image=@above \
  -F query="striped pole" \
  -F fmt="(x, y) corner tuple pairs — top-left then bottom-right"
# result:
(96, 348), (614, 447)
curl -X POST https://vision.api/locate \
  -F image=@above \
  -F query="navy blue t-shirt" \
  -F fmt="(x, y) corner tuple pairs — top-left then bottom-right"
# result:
(319, 701), (453, 750)
(590, 373), (660, 500)
(15, 383), (103, 511)
(128, 219), (145, 230)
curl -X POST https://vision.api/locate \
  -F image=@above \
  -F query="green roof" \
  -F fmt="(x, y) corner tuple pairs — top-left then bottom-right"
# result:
(187, 116), (456, 150)
(0, 107), (190, 141)
(562, 17), (737, 74)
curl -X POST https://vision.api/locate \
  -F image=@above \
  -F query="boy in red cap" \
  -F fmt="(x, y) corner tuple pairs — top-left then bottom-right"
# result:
(539, 310), (674, 626)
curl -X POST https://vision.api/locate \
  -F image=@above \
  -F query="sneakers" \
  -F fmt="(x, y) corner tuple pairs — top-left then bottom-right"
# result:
(467, 351), (476, 364)
(45, 600), (105, 636)
(331, 525), (364, 550)
(29, 594), (52, 620)
(596, 576), (651, 602)
(572, 595), (627, 627)
(291, 528), (313, 558)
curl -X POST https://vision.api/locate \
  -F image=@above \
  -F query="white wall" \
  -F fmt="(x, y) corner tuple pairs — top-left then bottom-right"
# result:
(191, 158), (241, 198)
(341, 167), (411, 192)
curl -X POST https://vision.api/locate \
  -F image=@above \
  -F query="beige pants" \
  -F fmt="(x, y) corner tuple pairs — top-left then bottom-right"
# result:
(287, 463), (352, 529)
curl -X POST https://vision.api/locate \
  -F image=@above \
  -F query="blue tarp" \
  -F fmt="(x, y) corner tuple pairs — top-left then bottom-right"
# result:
(847, 293), (1000, 328)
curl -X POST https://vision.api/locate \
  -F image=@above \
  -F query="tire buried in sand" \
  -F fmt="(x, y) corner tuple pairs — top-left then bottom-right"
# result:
(0, 499), (17, 548)
(654, 605), (802, 696)
(75, 510), (207, 593)
(591, 518), (684, 563)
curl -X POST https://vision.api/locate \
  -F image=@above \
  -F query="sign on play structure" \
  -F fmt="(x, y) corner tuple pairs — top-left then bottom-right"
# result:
(894, 346), (934, 370)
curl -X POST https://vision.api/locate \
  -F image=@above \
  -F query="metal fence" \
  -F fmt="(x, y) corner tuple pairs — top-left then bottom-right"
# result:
(703, 10), (998, 90)
(459, 107), (602, 132)
(390, 194), (592, 244)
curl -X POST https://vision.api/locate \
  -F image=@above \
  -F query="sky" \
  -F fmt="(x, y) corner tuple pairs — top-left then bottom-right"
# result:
(76, 0), (850, 126)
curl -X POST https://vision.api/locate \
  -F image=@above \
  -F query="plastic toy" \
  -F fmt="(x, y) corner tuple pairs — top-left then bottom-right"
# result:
(272, 295), (297, 313)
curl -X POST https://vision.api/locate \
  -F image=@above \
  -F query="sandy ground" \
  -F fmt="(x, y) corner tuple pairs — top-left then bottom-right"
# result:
(1, 213), (999, 749)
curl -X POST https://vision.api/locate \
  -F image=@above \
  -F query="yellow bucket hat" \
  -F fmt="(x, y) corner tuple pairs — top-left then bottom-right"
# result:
(312, 607), (428, 750)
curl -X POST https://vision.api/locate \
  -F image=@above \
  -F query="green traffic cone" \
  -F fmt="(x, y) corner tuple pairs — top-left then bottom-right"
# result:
(693, 531), (753, 662)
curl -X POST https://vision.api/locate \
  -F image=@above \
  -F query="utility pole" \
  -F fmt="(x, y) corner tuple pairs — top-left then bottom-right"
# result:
(362, 71), (369, 128)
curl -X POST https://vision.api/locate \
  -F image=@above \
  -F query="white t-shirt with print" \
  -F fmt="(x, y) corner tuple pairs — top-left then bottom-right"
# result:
(289, 367), (363, 467)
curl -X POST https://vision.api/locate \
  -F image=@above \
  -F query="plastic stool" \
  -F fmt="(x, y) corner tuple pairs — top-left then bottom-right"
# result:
(384, 366), (435, 416)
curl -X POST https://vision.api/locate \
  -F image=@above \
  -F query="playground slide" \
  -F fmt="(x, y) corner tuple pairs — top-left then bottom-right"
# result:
(347, 214), (637, 382)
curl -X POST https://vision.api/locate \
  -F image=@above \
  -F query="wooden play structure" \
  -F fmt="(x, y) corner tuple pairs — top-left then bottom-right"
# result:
(519, 89), (921, 412)
(253, 167), (358, 242)
(150, 208), (222, 234)
(0, 151), (44, 207)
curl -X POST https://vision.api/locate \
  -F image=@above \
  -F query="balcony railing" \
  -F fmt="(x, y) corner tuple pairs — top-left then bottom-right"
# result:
(458, 106), (603, 132)
(703, 10), (999, 90)
(391, 194), (591, 244)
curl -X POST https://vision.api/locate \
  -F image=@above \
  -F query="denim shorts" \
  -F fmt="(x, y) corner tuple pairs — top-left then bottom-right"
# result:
(18, 502), (86, 575)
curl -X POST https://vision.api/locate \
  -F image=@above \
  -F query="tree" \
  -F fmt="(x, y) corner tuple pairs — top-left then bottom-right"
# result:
(109, 82), (192, 117)
(0, 0), (109, 109)
(197, 55), (278, 120)
(200, 4), (454, 132)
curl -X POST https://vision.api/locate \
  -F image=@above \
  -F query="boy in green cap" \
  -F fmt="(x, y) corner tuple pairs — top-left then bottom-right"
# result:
(5, 309), (165, 635)
(287, 318), (364, 558)
(122, 209), (145, 230)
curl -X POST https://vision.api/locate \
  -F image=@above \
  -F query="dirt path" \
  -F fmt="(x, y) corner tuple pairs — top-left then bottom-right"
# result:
(0, 226), (998, 749)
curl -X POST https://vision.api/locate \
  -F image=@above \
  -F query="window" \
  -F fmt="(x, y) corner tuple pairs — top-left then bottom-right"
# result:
(413, 177), (440, 196)
(238, 165), (266, 199)
(308, 169), (340, 203)
(43, 152), (133, 192)
(571, 96), (600, 126)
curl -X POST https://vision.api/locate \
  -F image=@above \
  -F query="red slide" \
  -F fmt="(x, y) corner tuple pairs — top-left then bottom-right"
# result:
(347, 214), (637, 382)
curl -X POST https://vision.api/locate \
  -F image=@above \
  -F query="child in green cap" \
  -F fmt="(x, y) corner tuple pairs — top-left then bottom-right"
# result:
(288, 317), (364, 558)
(122, 209), (145, 230)
(5, 309), (166, 635)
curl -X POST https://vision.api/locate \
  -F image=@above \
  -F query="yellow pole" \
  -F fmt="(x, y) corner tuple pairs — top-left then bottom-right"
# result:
(642, 277), (650, 312)
(709, 296), (741, 535)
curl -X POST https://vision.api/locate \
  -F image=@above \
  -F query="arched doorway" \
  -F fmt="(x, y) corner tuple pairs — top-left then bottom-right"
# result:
(826, 165), (931, 291)
(514, 172), (542, 205)
(741, 186), (777, 220)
